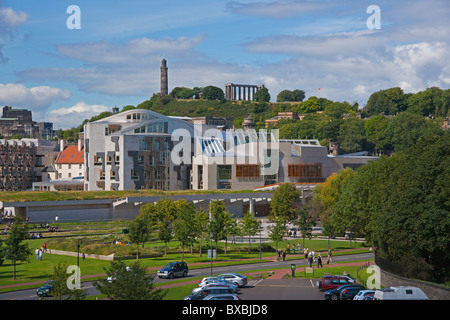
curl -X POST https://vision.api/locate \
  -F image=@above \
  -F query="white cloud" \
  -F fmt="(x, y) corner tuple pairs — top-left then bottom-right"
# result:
(46, 102), (110, 129)
(0, 83), (72, 109)
(0, 6), (28, 31)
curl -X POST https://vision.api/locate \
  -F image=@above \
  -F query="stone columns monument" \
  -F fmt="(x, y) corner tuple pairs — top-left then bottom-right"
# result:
(160, 59), (168, 96)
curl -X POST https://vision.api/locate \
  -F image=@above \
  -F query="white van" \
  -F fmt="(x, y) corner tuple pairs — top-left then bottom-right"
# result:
(373, 286), (429, 300)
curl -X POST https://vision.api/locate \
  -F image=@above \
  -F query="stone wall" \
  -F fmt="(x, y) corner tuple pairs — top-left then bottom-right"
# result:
(380, 268), (450, 300)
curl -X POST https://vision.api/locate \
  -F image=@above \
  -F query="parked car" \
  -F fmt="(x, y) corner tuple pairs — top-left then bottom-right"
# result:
(340, 286), (367, 300)
(219, 273), (248, 287)
(202, 293), (241, 300)
(193, 282), (239, 294)
(184, 286), (235, 300)
(317, 275), (356, 291)
(157, 261), (188, 279)
(323, 284), (365, 300)
(373, 286), (429, 300)
(199, 276), (227, 285)
(36, 280), (55, 298)
(353, 290), (375, 300)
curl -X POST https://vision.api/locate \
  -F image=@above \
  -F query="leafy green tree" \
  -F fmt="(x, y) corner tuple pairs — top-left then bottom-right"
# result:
(239, 212), (260, 253)
(50, 263), (87, 300)
(267, 215), (287, 251)
(93, 260), (166, 300)
(338, 118), (368, 154)
(139, 198), (178, 258)
(4, 218), (31, 280)
(209, 200), (232, 256)
(202, 86), (224, 100)
(270, 183), (301, 222)
(128, 215), (153, 261)
(254, 87), (271, 102)
(277, 89), (305, 102)
(297, 96), (321, 113)
(296, 206), (316, 249)
(364, 87), (409, 116)
(173, 200), (198, 261)
(194, 209), (210, 257)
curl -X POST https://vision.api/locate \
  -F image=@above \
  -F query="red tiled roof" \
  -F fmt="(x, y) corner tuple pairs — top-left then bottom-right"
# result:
(55, 145), (84, 164)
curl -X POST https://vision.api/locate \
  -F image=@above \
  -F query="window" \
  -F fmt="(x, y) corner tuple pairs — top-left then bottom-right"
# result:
(288, 164), (322, 179)
(236, 165), (260, 179)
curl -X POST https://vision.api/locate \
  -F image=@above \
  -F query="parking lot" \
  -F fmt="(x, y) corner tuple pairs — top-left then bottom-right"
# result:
(239, 278), (323, 300)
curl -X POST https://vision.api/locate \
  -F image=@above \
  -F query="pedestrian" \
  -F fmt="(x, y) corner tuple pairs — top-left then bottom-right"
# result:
(282, 250), (286, 262)
(82, 253), (86, 261)
(35, 248), (39, 260)
(39, 249), (43, 261)
(327, 249), (333, 264)
(42, 242), (46, 254)
(317, 254), (323, 268)
(277, 249), (281, 261)
(298, 242), (301, 254)
(304, 248), (308, 260)
(308, 255), (313, 267)
(286, 242), (290, 254)
(293, 229), (297, 239)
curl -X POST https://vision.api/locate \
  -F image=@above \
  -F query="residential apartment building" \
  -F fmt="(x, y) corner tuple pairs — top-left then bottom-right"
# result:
(0, 139), (59, 191)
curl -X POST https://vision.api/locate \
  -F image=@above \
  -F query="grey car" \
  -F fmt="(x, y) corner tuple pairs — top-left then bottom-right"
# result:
(157, 261), (188, 279)
(184, 286), (236, 300)
(219, 273), (248, 287)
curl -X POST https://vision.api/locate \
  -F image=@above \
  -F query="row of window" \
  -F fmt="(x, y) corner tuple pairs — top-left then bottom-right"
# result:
(134, 122), (167, 134)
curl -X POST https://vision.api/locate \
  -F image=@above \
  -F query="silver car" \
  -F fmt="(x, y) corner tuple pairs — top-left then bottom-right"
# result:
(218, 273), (248, 287)
(202, 293), (241, 300)
(193, 282), (238, 294)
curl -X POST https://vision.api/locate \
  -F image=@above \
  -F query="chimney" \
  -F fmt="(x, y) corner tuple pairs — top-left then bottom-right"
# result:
(59, 139), (66, 151)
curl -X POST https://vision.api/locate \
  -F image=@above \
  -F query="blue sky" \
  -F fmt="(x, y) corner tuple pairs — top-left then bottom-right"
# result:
(0, 0), (449, 129)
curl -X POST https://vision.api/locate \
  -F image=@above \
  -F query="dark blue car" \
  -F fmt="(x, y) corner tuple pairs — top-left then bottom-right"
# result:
(324, 284), (365, 300)
(36, 280), (55, 298)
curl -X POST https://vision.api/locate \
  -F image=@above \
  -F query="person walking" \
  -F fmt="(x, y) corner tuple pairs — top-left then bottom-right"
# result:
(35, 248), (39, 260)
(317, 254), (323, 268)
(277, 249), (281, 261)
(282, 250), (286, 262)
(286, 242), (290, 254)
(327, 249), (333, 264)
(298, 242), (301, 255)
(39, 249), (43, 261)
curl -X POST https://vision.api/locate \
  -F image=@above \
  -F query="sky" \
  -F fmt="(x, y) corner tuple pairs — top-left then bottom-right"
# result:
(0, 0), (449, 129)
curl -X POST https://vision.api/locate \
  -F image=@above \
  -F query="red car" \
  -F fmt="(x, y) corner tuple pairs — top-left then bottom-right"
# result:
(317, 275), (355, 291)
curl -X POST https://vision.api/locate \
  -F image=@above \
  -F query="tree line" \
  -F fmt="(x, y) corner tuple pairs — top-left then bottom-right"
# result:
(312, 132), (450, 283)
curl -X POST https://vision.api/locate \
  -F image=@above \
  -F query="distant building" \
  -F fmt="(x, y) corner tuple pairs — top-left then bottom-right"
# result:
(189, 116), (234, 131)
(265, 112), (304, 128)
(0, 106), (55, 139)
(0, 139), (59, 191)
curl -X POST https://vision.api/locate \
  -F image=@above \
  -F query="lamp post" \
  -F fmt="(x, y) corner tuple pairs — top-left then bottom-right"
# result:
(259, 220), (262, 260)
(77, 238), (82, 267)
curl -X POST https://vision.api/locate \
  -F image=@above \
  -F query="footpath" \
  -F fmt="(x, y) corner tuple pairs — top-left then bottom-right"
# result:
(0, 248), (372, 291)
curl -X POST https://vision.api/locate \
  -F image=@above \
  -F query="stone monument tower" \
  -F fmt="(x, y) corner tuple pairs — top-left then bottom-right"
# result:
(160, 59), (168, 96)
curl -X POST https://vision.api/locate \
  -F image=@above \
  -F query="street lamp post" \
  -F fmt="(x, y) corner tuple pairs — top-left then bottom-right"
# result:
(259, 220), (262, 260)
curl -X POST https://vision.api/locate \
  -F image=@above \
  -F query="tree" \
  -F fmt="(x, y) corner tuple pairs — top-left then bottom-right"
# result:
(296, 206), (316, 249)
(267, 215), (286, 251)
(270, 183), (301, 222)
(338, 118), (368, 154)
(202, 86), (224, 100)
(239, 212), (260, 253)
(277, 89), (305, 102)
(93, 260), (166, 300)
(209, 200), (231, 256)
(139, 198), (178, 258)
(173, 200), (198, 261)
(128, 215), (153, 261)
(50, 263), (87, 300)
(254, 87), (271, 102)
(4, 218), (31, 280)
(195, 210), (210, 257)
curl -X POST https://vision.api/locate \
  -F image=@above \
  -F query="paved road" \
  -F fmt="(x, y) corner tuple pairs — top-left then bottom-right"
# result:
(0, 252), (373, 300)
